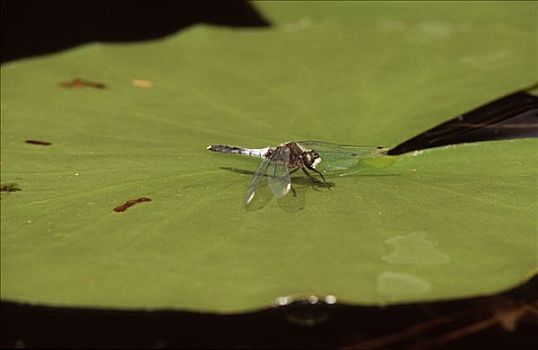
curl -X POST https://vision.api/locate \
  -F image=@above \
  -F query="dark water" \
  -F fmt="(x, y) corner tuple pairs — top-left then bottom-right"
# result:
(0, 0), (270, 63)
(1, 276), (536, 349)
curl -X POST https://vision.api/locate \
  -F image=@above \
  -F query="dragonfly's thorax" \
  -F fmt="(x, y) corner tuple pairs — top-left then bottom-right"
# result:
(265, 142), (321, 170)
(286, 142), (306, 169)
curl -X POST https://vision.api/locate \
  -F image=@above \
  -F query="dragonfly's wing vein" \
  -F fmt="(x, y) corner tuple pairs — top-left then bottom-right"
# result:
(297, 141), (390, 174)
(267, 147), (291, 199)
(245, 157), (271, 205)
(297, 141), (387, 158)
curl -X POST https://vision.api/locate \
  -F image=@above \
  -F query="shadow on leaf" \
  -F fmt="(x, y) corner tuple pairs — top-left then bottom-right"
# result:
(219, 167), (334, 211)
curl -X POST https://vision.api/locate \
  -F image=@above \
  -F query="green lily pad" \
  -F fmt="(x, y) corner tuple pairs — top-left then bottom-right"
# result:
(1, 1), (536, 312)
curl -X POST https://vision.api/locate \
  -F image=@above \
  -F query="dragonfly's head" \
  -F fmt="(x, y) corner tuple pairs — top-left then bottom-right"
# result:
(304, 150), (321, 169)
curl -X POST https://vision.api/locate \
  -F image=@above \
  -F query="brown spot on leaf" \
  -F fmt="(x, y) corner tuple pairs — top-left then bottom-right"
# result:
(0, 182), (21, 192)
(59, 78), (106, 89)
(113, 197), (152, 212)
(25, 140), (52, 146)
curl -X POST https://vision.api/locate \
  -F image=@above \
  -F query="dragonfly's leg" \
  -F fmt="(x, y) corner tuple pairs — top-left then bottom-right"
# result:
(303, 167), (331, 191)
(302, 168), (325, 184)
(304, 166), (326, 183)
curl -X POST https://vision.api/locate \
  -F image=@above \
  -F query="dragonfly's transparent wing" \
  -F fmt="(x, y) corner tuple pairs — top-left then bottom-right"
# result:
(245, 157), (271, 205)
(267, 147), (292, 198)
(298, 141), (388, 158)
(297, 141), (391, 175)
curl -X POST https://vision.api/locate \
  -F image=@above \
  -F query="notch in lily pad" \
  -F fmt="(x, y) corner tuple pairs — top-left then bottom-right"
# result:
(388, 83), (538, 155)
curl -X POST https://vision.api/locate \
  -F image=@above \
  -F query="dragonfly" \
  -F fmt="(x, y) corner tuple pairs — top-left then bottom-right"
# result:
(207, 141), (390, 205)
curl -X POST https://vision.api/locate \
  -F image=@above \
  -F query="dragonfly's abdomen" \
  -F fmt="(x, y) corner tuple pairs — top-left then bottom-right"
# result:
(207, 144), (270, 158)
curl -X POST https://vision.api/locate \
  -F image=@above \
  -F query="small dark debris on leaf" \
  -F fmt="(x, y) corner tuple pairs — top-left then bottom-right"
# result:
(0, 182), (21, 192)
(59, 78), (106, 89)
(113, 197), (152, 212)
(25, 139), (52, 146)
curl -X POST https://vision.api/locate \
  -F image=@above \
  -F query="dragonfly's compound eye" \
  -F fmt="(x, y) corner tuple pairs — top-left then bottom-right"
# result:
(307, 151), (322, 168)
